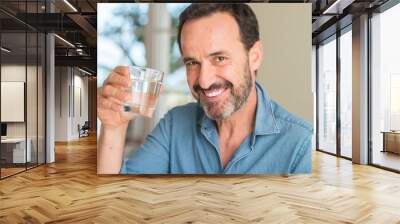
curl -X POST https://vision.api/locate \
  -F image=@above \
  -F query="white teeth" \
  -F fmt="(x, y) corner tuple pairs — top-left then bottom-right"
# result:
(204, 88), (224, 97)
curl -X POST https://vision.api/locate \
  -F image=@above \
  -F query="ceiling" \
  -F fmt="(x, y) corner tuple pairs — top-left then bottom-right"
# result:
(0, 0), (99, 74)
(310, 0), (390, 44)
(0, 0), (394, 75)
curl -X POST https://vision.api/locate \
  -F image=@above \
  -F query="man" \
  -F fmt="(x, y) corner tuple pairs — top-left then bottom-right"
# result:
(98, 3), (313, 174)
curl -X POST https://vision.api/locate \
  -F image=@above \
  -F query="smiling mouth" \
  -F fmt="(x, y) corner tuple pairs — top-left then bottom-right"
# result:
(202, 87), (227, 99)
(194, 81), (233, 101)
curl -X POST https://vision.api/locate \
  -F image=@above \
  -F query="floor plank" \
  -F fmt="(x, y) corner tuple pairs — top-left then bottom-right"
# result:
(0, 135), (400, 223)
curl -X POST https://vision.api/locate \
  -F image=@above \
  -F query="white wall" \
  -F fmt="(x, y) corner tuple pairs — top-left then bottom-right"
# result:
(251, 3), (313, 124)
(72, 73), (89, 138)
(54, 67), (89, 141)
(1, 64), (46, 163)
(1, 65), (26, 139)
(1, 65), (34, 137)
(55, 66), (69, 141)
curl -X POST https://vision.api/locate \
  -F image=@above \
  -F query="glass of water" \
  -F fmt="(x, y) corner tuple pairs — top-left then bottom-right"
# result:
(123, 66), (164, 117)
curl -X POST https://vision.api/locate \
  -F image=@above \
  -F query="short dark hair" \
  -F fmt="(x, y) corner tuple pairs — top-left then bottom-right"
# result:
(177, 3), (260, 53)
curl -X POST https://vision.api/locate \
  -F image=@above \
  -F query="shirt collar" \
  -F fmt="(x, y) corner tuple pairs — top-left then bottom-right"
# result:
(253, 81), (280, 135)
(198, 81), (280, 135)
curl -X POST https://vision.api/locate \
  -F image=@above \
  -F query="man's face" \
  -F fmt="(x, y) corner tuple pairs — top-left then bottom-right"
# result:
(180, 12), (261, 120)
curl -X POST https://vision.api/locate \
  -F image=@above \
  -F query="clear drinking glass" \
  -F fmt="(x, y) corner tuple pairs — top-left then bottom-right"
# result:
(123, 66), (164, 117)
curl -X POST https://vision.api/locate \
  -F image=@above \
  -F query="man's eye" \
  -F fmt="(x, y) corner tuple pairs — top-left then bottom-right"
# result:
(186, 61), (198, 66)
(216, 56), (226, 62)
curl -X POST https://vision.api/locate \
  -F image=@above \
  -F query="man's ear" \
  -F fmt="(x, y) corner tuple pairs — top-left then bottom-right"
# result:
(248, 41), (263, 74)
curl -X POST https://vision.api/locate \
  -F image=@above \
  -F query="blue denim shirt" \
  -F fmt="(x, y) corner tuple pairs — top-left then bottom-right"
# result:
(120, 82), (313, 174)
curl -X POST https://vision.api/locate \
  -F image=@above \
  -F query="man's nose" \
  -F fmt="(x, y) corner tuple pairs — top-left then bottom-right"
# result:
(198, 61), (216, 90)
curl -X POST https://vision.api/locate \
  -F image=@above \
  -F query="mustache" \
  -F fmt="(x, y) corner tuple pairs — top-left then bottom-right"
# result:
(193, 81), (233, 94)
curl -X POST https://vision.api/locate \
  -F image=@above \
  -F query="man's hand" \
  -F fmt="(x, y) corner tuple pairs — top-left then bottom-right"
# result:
(97, 66), (134, 174)
(98, 66), (136, 128)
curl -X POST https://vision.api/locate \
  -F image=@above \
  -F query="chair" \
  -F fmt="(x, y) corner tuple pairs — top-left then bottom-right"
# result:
(78, 121), (90, 138)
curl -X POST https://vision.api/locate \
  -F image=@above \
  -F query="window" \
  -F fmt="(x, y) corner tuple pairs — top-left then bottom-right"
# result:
(318, 36), (337, 155)
(371, 2), (400, 171)
(339, 28), (352, 158)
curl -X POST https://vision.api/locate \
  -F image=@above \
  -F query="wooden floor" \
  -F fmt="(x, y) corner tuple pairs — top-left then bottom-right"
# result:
(1, 135), (400, 223)
(373, 151), (400, 171)
(1, 163), (45, 178)
(1, 167), (26, 178)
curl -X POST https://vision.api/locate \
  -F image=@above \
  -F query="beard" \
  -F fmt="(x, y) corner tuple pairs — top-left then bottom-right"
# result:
(193, 62), (253, 120)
